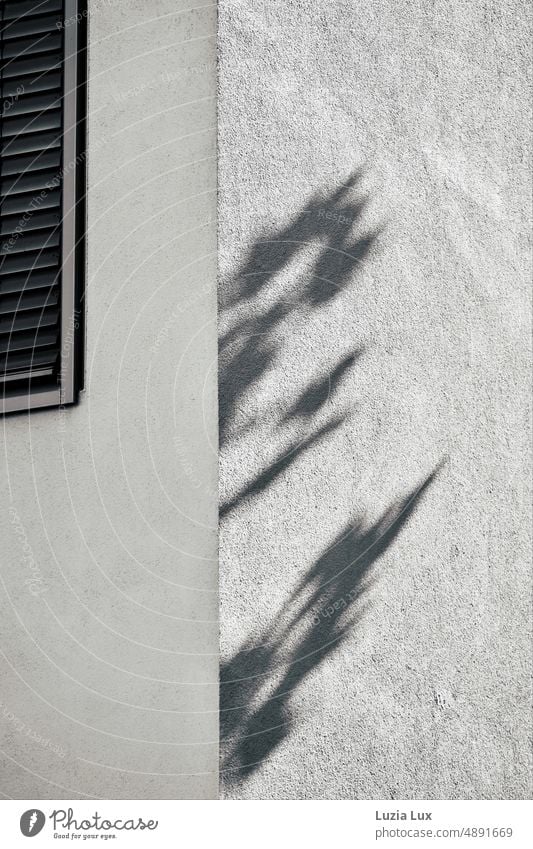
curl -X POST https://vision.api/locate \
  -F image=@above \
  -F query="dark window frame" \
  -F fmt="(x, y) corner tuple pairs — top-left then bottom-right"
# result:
(0, 0), (87, 415)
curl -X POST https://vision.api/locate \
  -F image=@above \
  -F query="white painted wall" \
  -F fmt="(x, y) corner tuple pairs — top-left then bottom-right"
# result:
(219, 0), (531, 799)
(0, 0), (218, 799)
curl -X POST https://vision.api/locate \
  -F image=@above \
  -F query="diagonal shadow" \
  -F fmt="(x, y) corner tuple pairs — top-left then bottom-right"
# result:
(220, 464), (443, 783)
(218, 170), (443, 789)
(282, 349), (364, 423)
(220, 415), (344, 519)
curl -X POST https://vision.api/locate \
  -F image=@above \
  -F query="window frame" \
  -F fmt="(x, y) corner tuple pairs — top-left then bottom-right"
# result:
(0, 0), (87, 415)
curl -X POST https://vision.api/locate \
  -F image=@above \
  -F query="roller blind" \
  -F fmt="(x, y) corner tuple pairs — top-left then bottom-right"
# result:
(0, 0), (86, 414)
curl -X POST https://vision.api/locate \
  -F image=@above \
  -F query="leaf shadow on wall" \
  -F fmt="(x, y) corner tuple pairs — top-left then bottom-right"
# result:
(218, 171), (443, 786)
(220, 468), (441, 783)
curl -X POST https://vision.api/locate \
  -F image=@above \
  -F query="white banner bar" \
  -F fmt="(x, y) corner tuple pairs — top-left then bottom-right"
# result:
(1, 799), (532, 848)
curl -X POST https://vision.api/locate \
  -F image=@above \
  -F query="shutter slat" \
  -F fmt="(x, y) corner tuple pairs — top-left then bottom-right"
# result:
(0, 188), (61, 216)
(1, 70), (62, 99)
(0, 348), (58, 381)
(2, 108), (62, 137)
(1, 366), (56, 383)
(0, 269), (60, 295)
(0, 328), (59, 354)
(0, 148), (62, 176)
(2, 1), (63, 20)
(1, 14), (62, 40)
(0, 229), (60, 256)
(1, 167), (62, 196)
(2, 130), (61, 156)
(0, 288), (59, 315)
(4, 92), (61, 118)
(1, 34), (62, 59)
(1, 210), (61, 237)
(0, 307), (59, 334)
(0, 249), (60, 275)
(1, 53), (62, 79)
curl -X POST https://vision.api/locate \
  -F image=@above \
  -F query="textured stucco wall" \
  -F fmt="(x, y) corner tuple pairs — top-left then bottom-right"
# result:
(0, 0), (218, 799)
(219, 1), (531, 799)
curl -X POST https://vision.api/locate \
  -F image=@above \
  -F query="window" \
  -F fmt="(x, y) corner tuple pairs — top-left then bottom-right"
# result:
(0, 0), (86, 414)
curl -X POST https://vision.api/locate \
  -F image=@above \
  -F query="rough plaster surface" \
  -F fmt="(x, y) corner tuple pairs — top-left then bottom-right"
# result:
(219, 1), (531, 798)
(0, 0), (218, 799)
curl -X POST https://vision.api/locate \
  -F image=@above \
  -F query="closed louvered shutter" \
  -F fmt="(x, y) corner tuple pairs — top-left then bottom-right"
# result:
(0, 0), (86, 414)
